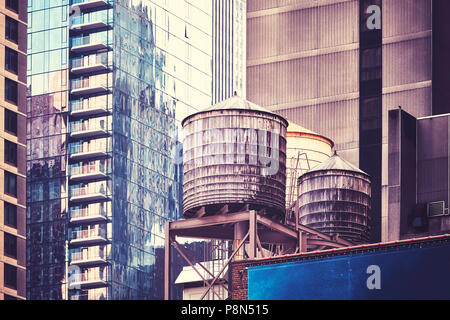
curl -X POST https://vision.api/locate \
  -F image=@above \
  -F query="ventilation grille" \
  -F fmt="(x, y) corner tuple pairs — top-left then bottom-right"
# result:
(427, 201), (447, 217)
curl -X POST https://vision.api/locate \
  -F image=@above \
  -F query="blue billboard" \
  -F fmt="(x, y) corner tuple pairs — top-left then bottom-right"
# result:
(248, 241), (450, 299)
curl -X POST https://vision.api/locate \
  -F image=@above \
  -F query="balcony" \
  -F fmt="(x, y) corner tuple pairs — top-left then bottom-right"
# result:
(69, 272), (108, 288)
(70, 186), (109, 202)
(70, 19), (109, 32)
(70, 207), (108, 224)
(71, 81), (108, 96)
(70, 103), (109, 117)
(71, 0), (110, 11)
(70, 145), (109, 160)
(71, 36), (108, 53)
(70, 229), (107, 245)
(70, 165), (107, 182)
(70, 121), (108, 139)
(70, 249), (107, 266)
(71, 57), (109, 75)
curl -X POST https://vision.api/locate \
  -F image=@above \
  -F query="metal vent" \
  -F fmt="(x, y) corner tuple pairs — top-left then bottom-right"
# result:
(427, 201), (446, 217)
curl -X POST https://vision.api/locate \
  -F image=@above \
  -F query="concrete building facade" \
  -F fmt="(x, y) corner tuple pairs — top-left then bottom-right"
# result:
(0, 0), (27, 300)
(388, 108), (450, 240)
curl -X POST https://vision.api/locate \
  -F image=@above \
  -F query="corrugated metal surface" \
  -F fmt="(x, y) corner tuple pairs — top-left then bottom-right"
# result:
(297, 155), (371, 243)
(182, 106), (288, 219)
(247, 1), (358, 60)
(247, 49), (359, 107)
(382, 37), (431, 88)
(277, 99), (359, 155)
(382, 0), (431, 38)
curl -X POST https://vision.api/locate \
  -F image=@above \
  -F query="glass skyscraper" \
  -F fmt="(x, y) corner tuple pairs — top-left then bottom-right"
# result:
(212, 0), (246, 103)
(27, 0), (213, 300)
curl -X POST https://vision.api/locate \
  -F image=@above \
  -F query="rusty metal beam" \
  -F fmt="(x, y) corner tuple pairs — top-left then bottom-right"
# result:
(164, 221), (171, 300)
(307, 238), (348, 248)
(173, 240), (229, 294)
(249, 211), (257, 259)
(172, 242), (222, 300)
(256, 233), (265, 258)
(170, 211), (250, 231)
(298, 231), (308, 253)
(193, 206), (206, 218)
(257, 215), (298, 239)
(199, 232), (249, 300)
(171, 227), (233, 240)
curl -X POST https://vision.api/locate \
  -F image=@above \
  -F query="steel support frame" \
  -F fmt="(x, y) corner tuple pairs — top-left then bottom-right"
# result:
(164, 210), (295, 300)
(164, 209), (352, 300)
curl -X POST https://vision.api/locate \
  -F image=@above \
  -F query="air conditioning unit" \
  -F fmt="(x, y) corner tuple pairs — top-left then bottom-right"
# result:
(427, 201), (447, 217)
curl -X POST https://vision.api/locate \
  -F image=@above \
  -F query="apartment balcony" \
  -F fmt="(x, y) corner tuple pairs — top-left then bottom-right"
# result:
(71, 0), (110, 11)
(69, 272), (109, 289)
(70, 185), (109, 202)
(71, 83), (108, 96)
(70, 229), (107, 245)
(70, 103), (109, 117)
(70, 146), (109, 161)
(71, 60), (109, 75)
(70, 123), (109, 139)
(70, 166), (107, 182)
(71, 36), (108, 53)
(70, 19), (109, 32)
(70, 207), (108, 224)
(70, 250), (107, 266)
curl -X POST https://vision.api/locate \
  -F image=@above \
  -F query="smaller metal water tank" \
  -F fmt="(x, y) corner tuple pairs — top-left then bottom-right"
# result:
(285, 122), (334, 209)
(297, 152), (371, 244)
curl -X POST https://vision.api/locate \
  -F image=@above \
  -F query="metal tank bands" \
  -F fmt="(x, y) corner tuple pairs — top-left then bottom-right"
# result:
(181, 95), (288, 220)
(297, 152), (372, 244)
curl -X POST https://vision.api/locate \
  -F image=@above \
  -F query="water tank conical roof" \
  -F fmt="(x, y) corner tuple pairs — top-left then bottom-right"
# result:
(307, 151), (368, 176)
(182, 94), (289, 127)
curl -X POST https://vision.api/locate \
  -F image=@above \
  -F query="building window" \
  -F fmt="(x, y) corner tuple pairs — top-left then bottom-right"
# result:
(3, 294), (18, 300)
(4, 140), (18, 166)
(4, 233), (17, 259)
(5, 47), (18, 74)
(5, 16), (18, 43)
(4, 202), (17, 228)
(4, 264), (17, 289)
(4, 109), (18, 135)
(6, 0), (19, 12)
(5, 78), (18, 104)
(4, 171), (17, 197)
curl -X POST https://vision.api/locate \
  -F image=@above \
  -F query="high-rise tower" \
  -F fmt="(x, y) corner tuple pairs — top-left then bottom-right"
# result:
(1, 0), (27, 300)
(26, 0), (212, 300)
